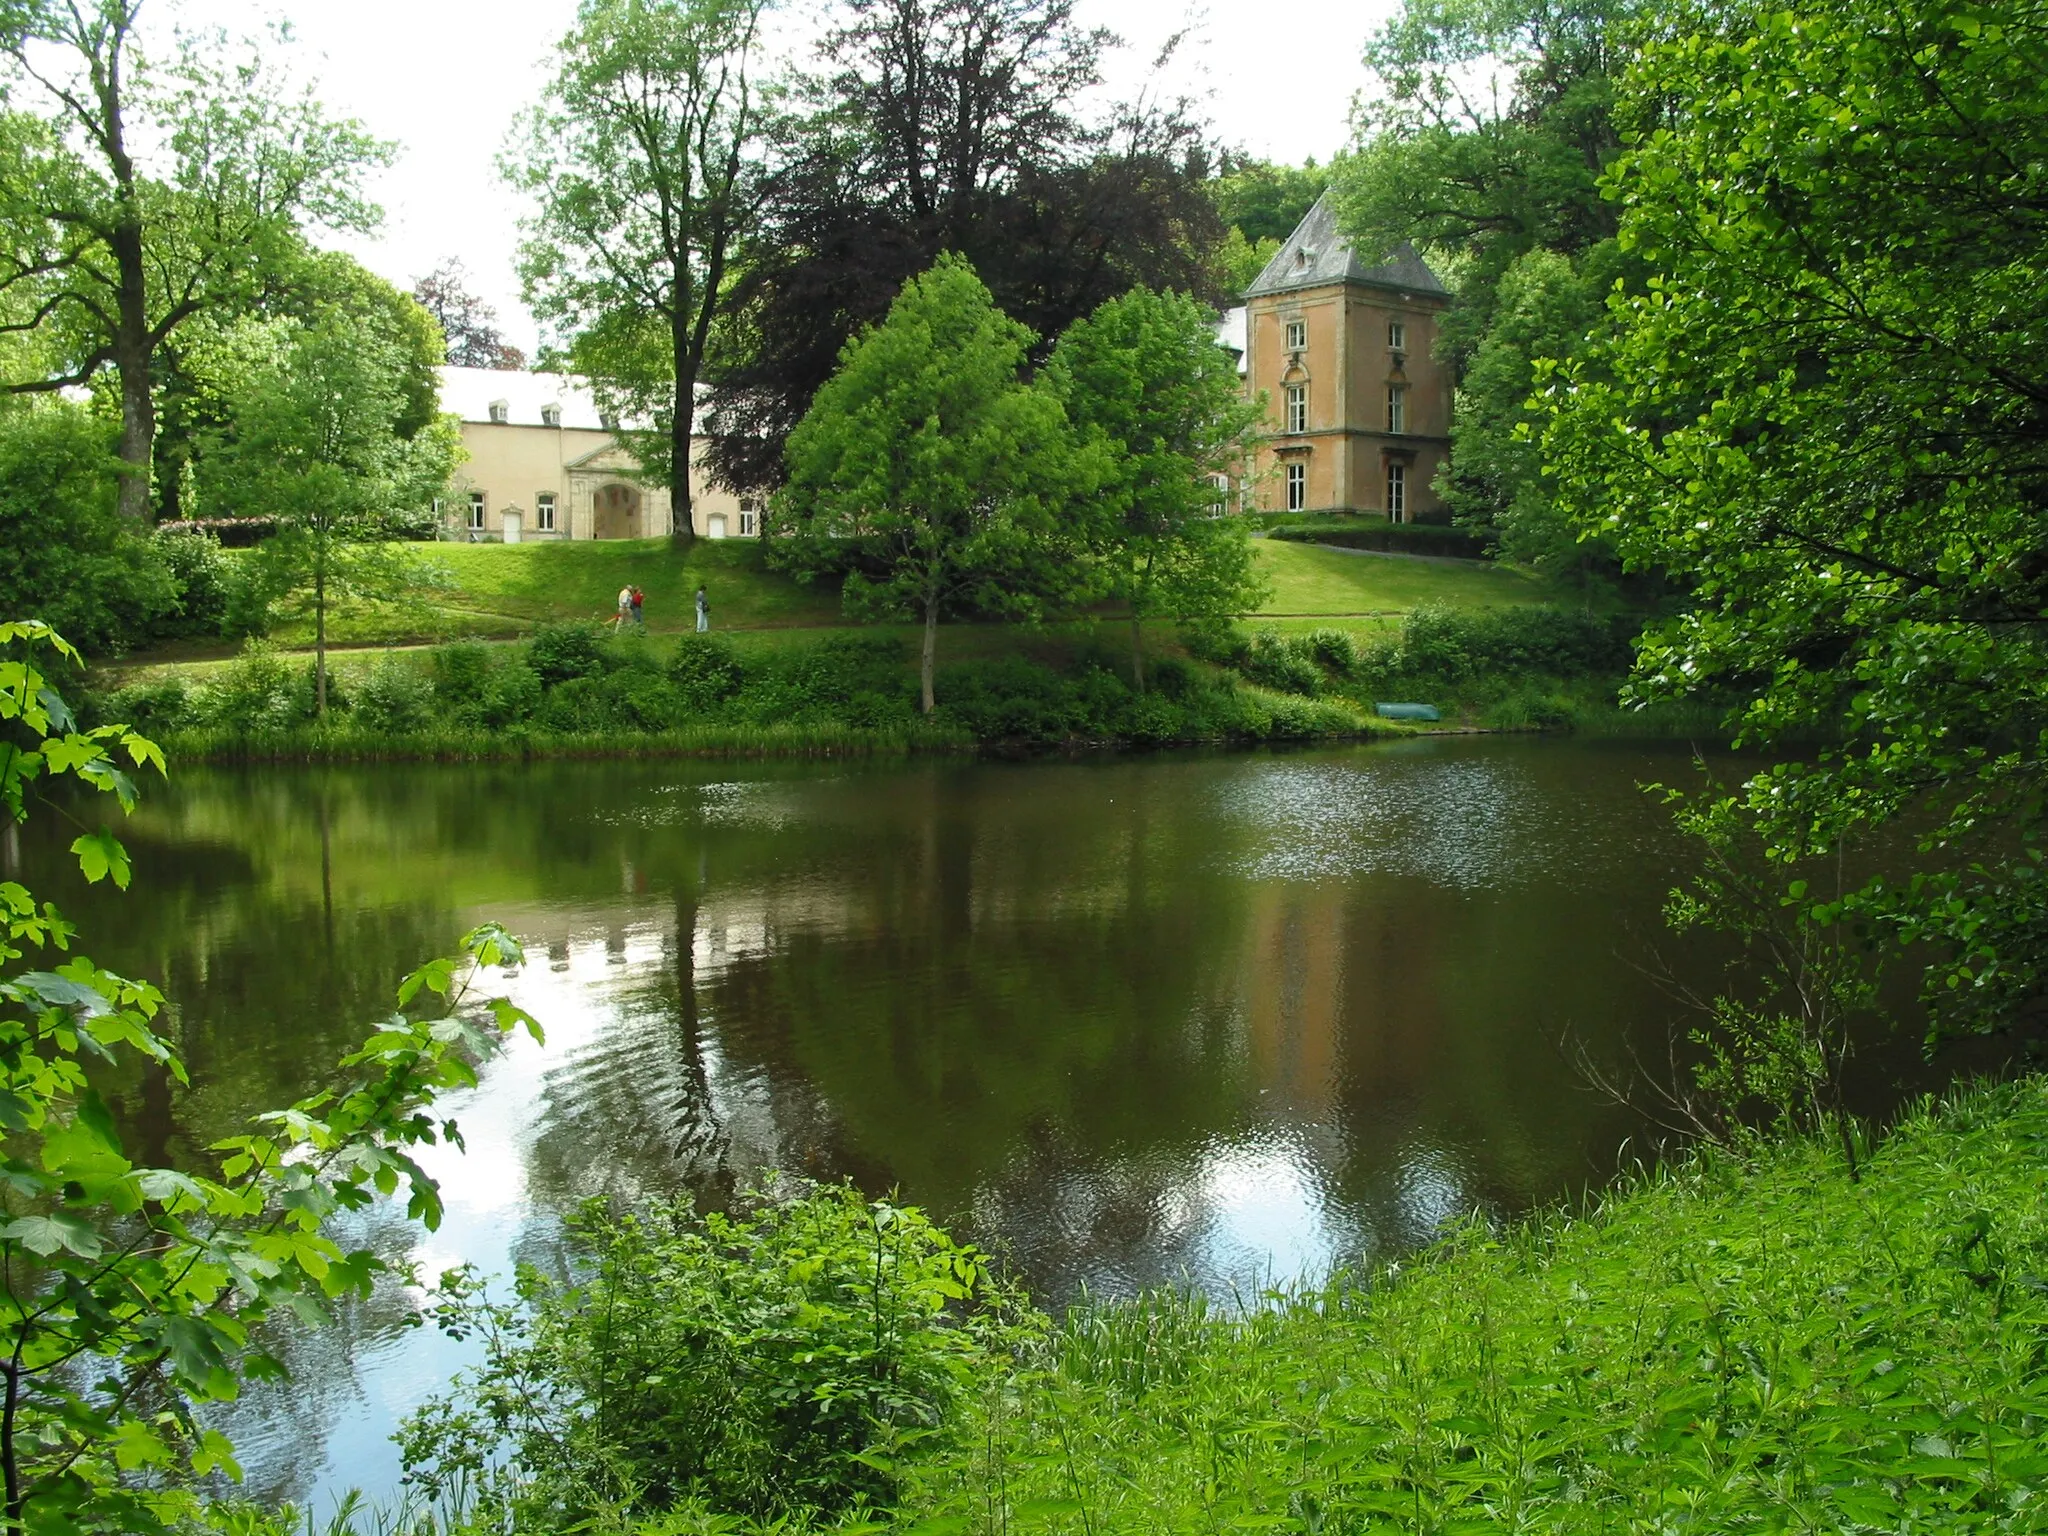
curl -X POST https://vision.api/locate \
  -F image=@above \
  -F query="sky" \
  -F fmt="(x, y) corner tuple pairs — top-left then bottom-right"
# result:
(174, 0), (1394, 355)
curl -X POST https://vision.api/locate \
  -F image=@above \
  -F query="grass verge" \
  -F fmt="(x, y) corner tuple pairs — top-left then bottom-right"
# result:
(900, 1074), (2048, 1535)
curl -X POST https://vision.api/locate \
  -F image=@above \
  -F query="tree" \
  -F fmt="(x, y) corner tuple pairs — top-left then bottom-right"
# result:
(776, 257), (1075, 714)
(201, 317), (460, 715)
(0, 4), (387, 523)
(0, 619), (539, 1534)
(1045, 288), (1265, 690)
(411, 259), (526, 371)
(1335, 0), (1647, 553)
(508, 0), (771, 549)
(157, 249), (447, 527)
(1209, 158), (1327, 294)
(1541, 0), (2048, 1039)
(704, 0), (1223, 492)
(0, 402), (176, 653)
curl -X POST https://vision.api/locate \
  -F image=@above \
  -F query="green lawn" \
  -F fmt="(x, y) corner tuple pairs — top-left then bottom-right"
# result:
(1250, 537), (1569, 617)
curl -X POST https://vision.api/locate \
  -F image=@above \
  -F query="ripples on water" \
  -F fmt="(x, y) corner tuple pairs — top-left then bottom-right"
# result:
(31, 739), (1735, 1511)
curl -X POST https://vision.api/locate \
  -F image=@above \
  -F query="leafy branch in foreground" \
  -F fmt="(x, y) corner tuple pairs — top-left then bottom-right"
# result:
(0, 617), (541, 1535)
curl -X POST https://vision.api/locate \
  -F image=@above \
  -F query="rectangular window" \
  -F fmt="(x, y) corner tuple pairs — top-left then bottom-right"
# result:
(1285, 384), (1307, 434)
(1387, 463), (1406, 522)
(467, 491), (486, 530)
(739, 506), (757, 536)
(1284, 319), (1306, 352)
(1387, 385), (1406, 435)
(536, 492), (556, 531)
(1286, 462), (1306, 512)
(1388, 319), (1407, 352)
(541, 404), (561, 428)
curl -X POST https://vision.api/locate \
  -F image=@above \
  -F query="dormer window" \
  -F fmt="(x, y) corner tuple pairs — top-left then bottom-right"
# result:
(488, 400), (509, 424)
(541, 403), (561, 428)
(1284, 319), (1306, 352)
(1295, 246), (1317, 270)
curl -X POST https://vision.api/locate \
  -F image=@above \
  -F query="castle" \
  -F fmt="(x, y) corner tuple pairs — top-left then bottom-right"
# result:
(1220, 192), (1453, 520)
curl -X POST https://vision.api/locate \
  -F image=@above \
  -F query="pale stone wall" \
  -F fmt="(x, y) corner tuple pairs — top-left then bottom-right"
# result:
(448, 422), (752, 541)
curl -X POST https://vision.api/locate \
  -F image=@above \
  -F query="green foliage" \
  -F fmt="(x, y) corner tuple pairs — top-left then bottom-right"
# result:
(509, 0), (769, 519)
(1209, 159), (1327, 292)
(1540, 0), (2048, 1038)
(0, 404), (177, 653)
(665, 635), (744, 710)
(351, 656), (440, 736)
(403, 1184), (1033, 1526)
(1241, 629), (1323, 696)
(901, 1076), (2048, 1534)
(776, 256), (1081, 712)
(1045, 287), (1266, 691)
(525, 621), (612, 687)
(202, 314), (458, 712)
(1336, 0), (1647, 551)
(0, 618), (541, 1534)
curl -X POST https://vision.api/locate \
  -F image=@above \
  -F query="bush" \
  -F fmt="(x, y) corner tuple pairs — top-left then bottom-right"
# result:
(1389, 604), (1632, 685)
(89, 677), (191, 738)
(0, 403), (178, 653)
(404, 1185), (1032, 1525)
(1180, 620), (1250, 668)
(1242, 629), (1321, 695)
(192, 641), (319, 733)
(1304, 626), (1358, 674)
(525, 620), (610, 686)
(667, 634), (744, 710)
(148, 529), (239, 640)
(1267, 519), (1498, 559)
(352, 656), (437, 734)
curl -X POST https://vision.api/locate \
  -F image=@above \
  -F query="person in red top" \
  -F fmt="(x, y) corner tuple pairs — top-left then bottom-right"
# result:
(630, 586), (645, 628)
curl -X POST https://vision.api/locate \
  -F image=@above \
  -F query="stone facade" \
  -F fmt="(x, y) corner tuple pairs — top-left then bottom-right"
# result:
(437, 366), (756, 542)
(1231, 193), (1454, 521)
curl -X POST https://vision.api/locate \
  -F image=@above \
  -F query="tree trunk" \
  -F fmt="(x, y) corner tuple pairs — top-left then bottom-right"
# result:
(314, 560), (328, 720)
(1130, 614), (1147, 694)
(670, 329), (697, 550)
(921, 589), (939, 715)
(111, 218), (154, 524)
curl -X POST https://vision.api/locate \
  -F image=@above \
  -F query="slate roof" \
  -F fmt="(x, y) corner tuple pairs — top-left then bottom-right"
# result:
(1243, 192), (1448, 300)
(437, 366), (714, 433)
(1213, 305), (1248, 375)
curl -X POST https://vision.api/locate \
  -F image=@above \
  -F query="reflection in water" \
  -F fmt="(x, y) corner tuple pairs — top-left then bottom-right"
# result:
(23, 740), (1770, 1511)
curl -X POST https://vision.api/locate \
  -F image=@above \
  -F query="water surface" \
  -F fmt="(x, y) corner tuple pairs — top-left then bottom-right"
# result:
(18, 738), (1768, 1508)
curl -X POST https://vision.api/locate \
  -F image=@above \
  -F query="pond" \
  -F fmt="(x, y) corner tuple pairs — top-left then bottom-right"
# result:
(11, 737), (1866, 1510)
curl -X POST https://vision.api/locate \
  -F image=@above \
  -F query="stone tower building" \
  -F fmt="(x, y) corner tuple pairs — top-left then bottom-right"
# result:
(1238, 193), (1453, 521)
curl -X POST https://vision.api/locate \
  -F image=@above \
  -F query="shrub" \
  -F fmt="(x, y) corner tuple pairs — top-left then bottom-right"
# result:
(667, 634), (744, 710)
(404, 1185), (1033, 1525)
(194, 641), (316, 733)
(480, 660), (543, 729)
(352, 655), (437, 734)
(538, 673), (629, 733)
(429, 641), (497, 710)
(1180, 620), (1249, 668)
(526, 620), (610, 686)
(90, 677), (191, 737)
(935, 655), (1081, 742)
(149, 529), (238, 640)
(1267, 520), (1497, 559)
(0, 403), (178, 653)
(1304, 626), (1359, 674)
(1242, 629), (1321, 695)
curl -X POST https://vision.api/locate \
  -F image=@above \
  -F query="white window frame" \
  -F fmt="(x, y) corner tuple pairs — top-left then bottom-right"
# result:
(1284, 319), (1306, 352)
(488, 400), (509, 425)
(738, 503), (757, 536)
(535, 492), (557, 532)
(1285, 462), (1306, 512)
(1284, 384), (1308, 434)
(1387, 385), (1406, 435)
(541, 404), (561, 428)
(1388, 319), (1407, 352)
(1387, 463), (1407, 523)
(467, 491), (486, 530)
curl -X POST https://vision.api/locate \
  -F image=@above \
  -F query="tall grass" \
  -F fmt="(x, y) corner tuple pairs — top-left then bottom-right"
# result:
(160, 719), (974, 764)
(903, 1075), (2048, 1535)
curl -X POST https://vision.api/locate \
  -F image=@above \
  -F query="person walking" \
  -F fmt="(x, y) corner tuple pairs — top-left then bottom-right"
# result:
(695, 585), (709, 633)
(615, 584), (633, 632)
(630, 585), (645, 628)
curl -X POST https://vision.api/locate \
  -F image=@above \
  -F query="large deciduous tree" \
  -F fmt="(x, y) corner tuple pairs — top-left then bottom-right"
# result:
(1336, 0), (1646, 566)
(412, 259), (527, 370)
(776, 256), (1075, 714)
(200, 317), (460, 716)
(1046, 288), (1265, 691)
(1542, 0), (2048, 1037)
(0, 2), (386, 523)
(705, 0), (1223, 493)
(509, 0), (771, 548)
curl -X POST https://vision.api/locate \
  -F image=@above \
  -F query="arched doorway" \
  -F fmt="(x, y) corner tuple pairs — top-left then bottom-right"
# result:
(593, 483), (642, 540)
